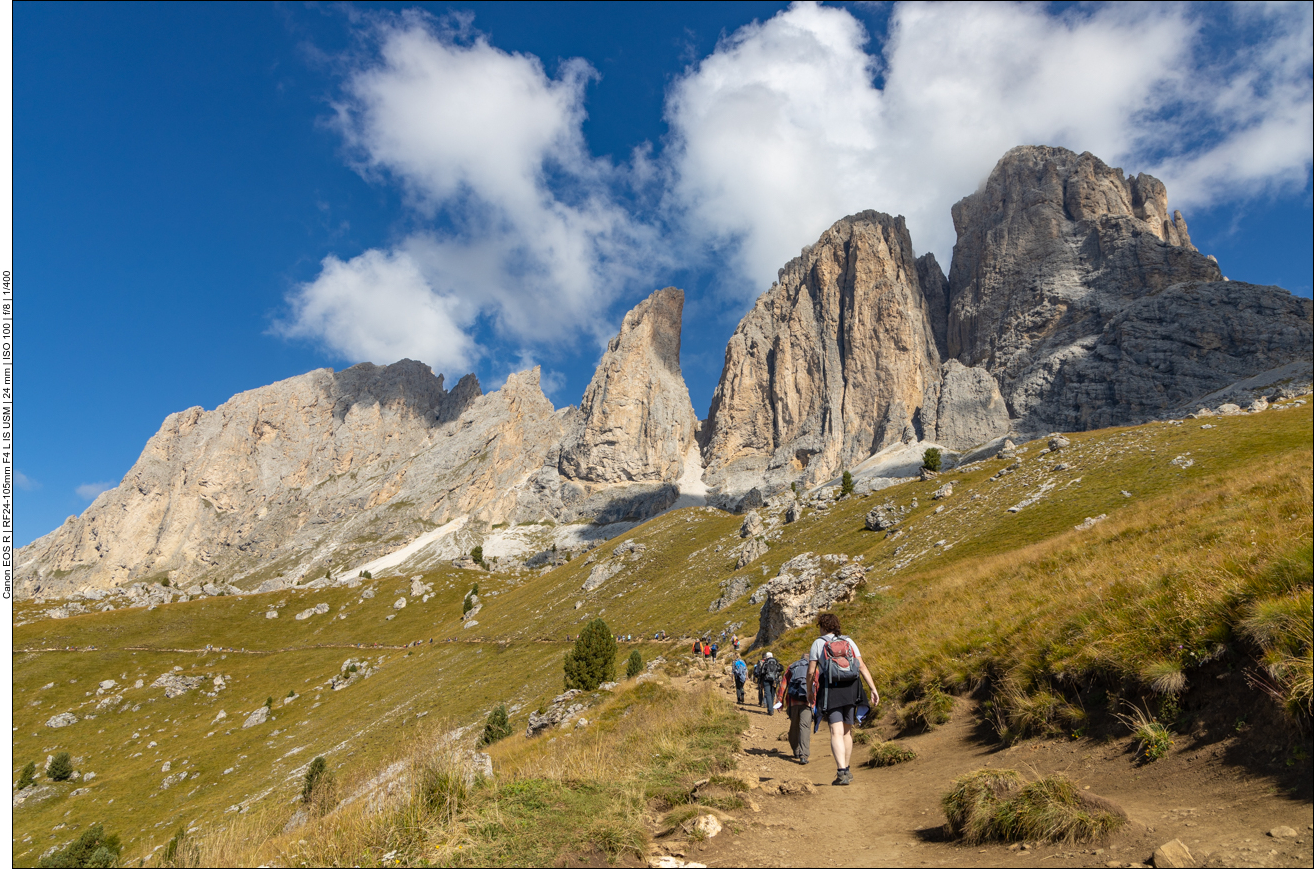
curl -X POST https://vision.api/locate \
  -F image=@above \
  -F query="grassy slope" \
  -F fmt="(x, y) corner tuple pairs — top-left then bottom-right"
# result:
(11, 401), (1312, 865)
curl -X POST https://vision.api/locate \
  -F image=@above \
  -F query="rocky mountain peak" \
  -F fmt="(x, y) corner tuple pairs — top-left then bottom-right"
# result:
(701, 211), (941, 495)
(558, 287), (698, 484)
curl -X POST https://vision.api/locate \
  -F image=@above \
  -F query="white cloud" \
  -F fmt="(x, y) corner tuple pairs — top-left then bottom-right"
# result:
(278, 248), (478, 372)
(15, 470), (39, 491)
(284, 3), (1310, 370)
(281, 13), (661, 374)
(666, 1), (1313, 294)
(76, 482), (113, 502)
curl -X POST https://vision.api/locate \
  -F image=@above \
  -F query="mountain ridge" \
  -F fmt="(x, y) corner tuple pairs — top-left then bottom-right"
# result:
(17, 144), (1313, 598)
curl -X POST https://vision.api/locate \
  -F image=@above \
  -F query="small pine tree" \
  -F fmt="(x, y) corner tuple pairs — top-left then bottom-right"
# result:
(462, 594), (474, 615)
(472, 582), (480, 596)
(625, 650), (643, 679)
(301, 756), (331, 804)
(264, 696), (274, 709)
(47, 752), (73, 782)
(361, 570), (372, 579)
(161, 577), (170, 587)
(841, 470), (854, 496)
(479, 704), (513, 747)
(470, 546), (484, 567)
(36, 822), (121, 869)
(922, 447), (942, 472)
(16, 761), (37, 790)
(563, 618), (617, 691)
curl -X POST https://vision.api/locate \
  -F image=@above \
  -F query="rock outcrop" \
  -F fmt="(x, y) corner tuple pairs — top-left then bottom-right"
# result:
(942, 145), (1312, 431)
(558, 287), (698, 484)
(753, 553), (866, 645)
(702, 211), (942, 495)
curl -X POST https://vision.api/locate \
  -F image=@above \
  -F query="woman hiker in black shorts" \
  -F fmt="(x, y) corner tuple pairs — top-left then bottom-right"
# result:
(807, 612), (879, 785)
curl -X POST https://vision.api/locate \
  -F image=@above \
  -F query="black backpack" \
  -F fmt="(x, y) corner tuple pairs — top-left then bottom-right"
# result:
(762, 657), (783, 681)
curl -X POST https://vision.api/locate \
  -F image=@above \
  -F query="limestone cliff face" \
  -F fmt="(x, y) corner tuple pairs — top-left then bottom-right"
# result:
(15, 362), (568, 597)
(941, 145), (1300, 431)
(701, 211), (942, 492)
(558, 287), (698, 484)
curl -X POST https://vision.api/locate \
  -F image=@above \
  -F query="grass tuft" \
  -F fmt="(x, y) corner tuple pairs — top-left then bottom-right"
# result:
(942, 769), (1126, 844)
(863, 741), (917, 767)
(1115, 704), (1174, 762)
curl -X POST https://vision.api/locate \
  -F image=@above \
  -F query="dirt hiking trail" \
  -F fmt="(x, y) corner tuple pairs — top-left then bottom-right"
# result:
(652, 661), (1313, 869)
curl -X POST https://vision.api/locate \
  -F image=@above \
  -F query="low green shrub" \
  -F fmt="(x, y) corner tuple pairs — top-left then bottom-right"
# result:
(37, 822), (122, 868)
(16, 761), (37, 790)
(47, 752), (73, 782)
(563, 618), (616, 691)
(301, 756), (335, 806)
(626, 650), (643, 679)
(479, 704), (512, 747)
(922, 447), (942, 472)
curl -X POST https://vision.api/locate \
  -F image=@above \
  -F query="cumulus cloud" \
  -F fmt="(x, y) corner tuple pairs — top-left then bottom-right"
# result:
(279, 13), (660, 372)
(15, 470), (39, 491)
(76, 482), (113, 502)
(282, 2), (1310, 369)
(667, 1), (1313, 295)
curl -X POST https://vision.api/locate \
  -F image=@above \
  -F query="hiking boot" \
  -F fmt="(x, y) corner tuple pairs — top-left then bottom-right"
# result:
(840, 768), (853, 785)
(832, 772), (846, 786)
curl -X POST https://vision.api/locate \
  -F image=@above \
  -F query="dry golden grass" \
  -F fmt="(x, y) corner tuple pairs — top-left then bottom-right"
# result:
(166, 679), (744, 867)
(817, 448), (1314, 739)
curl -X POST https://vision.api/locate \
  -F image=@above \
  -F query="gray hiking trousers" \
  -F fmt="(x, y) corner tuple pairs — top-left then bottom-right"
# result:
(787, 704), (812, 761)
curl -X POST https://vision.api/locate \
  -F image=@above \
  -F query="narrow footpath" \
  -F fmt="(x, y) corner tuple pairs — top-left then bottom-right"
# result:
(655, 661), (1314, 869)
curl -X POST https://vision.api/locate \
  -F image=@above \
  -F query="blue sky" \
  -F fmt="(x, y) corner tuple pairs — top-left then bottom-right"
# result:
(15, 1), (1313, 547)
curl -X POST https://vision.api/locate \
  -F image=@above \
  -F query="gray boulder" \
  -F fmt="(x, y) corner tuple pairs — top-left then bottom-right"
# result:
(736, 537), (767, 569)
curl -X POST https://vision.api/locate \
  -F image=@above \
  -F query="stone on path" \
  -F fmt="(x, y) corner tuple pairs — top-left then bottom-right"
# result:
(1151, 838), (1196, 868)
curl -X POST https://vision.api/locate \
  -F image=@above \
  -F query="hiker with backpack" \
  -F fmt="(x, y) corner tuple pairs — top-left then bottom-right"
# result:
(692, 638), (702, 659)
(760, 652), (783, 716)
(808, 612), (879, 786)
(732, 657), (748, 704)
(777, 652), (812, 763)
(752, 657), (764, 705)
(710, 641), (719, 661)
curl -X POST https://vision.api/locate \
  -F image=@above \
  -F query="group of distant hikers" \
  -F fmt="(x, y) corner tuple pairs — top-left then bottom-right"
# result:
(690, 634), (736, 661)
(722, 613), (877, 786)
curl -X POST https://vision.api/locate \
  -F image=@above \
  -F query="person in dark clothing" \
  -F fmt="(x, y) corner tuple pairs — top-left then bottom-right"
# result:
(760, 652), (782, 716)
(710, 642), (719, 661)
(778, 652), (812, 763)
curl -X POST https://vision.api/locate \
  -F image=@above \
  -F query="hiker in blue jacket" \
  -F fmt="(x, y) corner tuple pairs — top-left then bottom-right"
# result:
(732, 657), (748, 704)
(807, 612), (878, 786)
